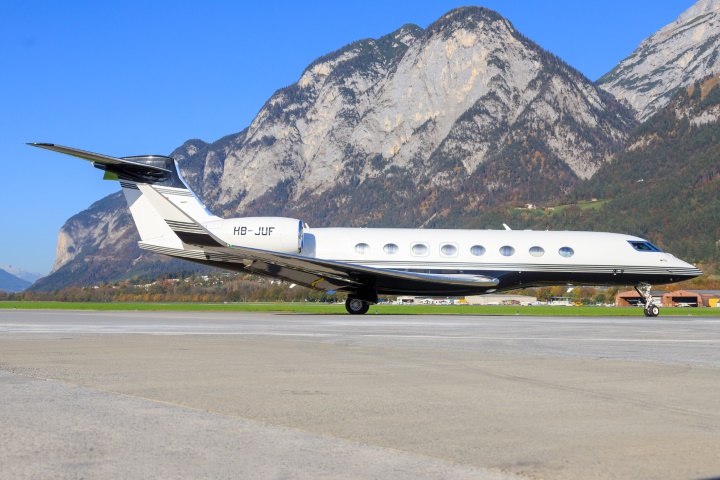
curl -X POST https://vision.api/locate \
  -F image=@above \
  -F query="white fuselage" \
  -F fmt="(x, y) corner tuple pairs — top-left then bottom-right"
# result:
(124, 180), (700, 296)
(206, 225), (699, 295)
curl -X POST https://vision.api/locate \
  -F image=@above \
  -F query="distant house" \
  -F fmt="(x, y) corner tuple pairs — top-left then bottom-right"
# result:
(547, 296), (572, 306)
(466, 294), (537, 306)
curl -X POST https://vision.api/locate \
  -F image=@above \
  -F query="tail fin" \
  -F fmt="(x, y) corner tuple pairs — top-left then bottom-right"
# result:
(28, 143), (218, 247)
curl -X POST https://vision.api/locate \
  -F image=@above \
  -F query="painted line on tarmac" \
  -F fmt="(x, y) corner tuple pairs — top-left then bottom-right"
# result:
(1, 325), (719, 343)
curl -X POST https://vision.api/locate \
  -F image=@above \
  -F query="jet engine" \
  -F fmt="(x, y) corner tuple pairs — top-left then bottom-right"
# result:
(217, 217), (304, 253)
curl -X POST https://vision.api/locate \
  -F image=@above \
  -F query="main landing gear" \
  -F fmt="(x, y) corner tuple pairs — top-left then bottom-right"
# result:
(635, 283), (660, 317)
(345, 298), (370, 315)
(345, 290), (377, 315)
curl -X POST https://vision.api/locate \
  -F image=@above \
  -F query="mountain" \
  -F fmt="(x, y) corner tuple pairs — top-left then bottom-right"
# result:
(577, 75), (720, 267)
(32, 150), (217, 291)
(598, 0), (720, 121)
(0, 269), (32, 292)
(34, 7), (636, 291)
(0, 265), (43, 283)
(211, 8), (633, 224)
(474, 74), (720, 271)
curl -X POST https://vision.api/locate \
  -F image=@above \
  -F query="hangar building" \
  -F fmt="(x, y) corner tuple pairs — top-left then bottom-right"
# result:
(662, 290), (720, 307)
(616, 289), (720, 307)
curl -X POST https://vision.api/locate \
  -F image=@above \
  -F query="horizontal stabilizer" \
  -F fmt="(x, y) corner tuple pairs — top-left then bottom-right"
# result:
(28, 143), (170, 174)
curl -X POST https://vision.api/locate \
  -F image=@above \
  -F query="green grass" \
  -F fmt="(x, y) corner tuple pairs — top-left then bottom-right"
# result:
(577, 199), (609, 210)
(550, 199), (609, 214)
(2, 301), (719, 316)
(0, 301), (346, 313)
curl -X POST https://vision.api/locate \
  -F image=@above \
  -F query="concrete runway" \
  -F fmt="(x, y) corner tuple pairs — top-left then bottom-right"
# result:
(1, 310), (719, 479)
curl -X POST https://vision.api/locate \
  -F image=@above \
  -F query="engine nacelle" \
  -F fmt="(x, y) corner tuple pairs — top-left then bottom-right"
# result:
(217, 217), (304, 253)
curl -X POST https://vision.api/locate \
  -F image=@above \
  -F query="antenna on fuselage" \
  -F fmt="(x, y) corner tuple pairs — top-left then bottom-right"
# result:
(503, 223), (512, 230)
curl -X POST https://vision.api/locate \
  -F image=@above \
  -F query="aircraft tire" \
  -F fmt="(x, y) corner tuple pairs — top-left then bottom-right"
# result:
(345, 298), (370, 315)
(648, 304), (660, 317)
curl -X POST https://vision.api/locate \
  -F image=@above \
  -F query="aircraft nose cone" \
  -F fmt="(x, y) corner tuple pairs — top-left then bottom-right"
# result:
(674, 258), (703, 278)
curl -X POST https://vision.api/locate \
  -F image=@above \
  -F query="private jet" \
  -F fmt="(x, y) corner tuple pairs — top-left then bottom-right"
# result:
(30, 143), (703, 316)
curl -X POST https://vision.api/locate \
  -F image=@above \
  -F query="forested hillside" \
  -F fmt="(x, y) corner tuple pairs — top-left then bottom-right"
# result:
(468, 77), (720, 273)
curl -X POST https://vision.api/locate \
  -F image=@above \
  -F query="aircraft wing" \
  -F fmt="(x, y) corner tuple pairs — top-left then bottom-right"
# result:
(137, 184), (499, 294)
(206, 243), (501, 292)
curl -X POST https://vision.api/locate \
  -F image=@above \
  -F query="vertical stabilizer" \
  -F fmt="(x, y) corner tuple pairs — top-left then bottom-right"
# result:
(107, 154), (219, 225)
(28, 143), (219, 246)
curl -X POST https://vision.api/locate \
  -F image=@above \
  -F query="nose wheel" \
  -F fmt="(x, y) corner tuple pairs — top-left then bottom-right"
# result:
(635, 283), (660, 317)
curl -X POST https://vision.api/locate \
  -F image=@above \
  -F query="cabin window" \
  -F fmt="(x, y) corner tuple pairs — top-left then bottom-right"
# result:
(411, 243), (429, 256)
(470, 245), (486, 256)
(383, 243), (399, 254)
(628, 241), (661, 252)
(529, 246), (545, 257)
(440, 244), (458, 256)
(354, 243), (369, 254)
(499, 246), (515, 256)
(559, 246), (574, 258)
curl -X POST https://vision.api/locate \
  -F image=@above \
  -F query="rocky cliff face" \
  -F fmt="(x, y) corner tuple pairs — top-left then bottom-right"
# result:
(35, 6), (636, 290)
(211, 8), (632, 215)
(598, 0), (720, 121)
(32, 142), (218, 290)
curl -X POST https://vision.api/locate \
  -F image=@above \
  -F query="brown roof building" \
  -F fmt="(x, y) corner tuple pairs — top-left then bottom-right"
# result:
(615, 289), (720, 307)
(661, 290), (720, 307)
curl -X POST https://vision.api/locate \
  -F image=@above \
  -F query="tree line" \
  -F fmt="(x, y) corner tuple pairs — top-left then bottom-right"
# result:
(3, 271), (717, 305)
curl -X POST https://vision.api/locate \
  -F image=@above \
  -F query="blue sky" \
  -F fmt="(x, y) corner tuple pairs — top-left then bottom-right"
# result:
(0, 0), (696, 275)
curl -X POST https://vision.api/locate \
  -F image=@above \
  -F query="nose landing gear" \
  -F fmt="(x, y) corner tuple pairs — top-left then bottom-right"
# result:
(635, 283), (660, 317)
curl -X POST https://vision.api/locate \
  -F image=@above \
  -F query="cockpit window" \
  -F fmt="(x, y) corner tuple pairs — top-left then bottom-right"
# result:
(629, 241), (661, 252)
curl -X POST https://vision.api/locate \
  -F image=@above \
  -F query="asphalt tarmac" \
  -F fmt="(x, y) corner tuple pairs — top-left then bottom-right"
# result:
(1, 310), (719, 479)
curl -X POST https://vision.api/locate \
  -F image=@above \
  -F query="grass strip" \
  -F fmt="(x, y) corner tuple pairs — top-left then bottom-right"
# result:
(2, 301), (720, 316)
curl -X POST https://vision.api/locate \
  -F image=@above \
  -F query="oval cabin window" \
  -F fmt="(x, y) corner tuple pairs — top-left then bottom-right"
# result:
(559, 247), (574, 258)
(354, 243), (369, 254)
(411, 243), (429, 256)
(440, 244), (458, 256)
(499, 246), (515, 257)
(529, 246), (545, 257)
(383, 243), (399, 254)
(470, 245), (486, 256)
